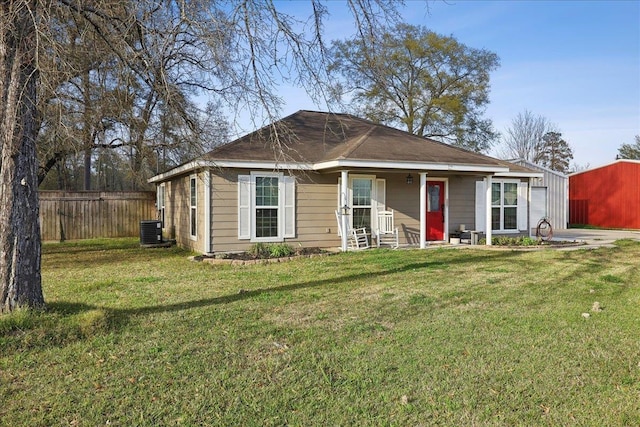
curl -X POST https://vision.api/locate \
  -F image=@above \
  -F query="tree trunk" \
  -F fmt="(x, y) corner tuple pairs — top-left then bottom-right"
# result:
(0, 0), (45, 312)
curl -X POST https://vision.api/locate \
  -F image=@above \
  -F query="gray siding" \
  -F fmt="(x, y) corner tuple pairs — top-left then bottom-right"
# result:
(512, 160), (568, 230)
(448, 176), (477, 233)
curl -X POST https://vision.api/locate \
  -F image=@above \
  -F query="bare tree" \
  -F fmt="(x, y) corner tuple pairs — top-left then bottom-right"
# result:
(497, 110), (556, 162)
(1, 0), (405, 311)
(1, 1), (45, 312)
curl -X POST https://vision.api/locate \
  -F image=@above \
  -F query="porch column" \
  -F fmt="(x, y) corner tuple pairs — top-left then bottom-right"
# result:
(485, 175), (492, 246)
(340, 170), (349, 252)
(204, 169), (212, 254)
(420, 172), (427, 249)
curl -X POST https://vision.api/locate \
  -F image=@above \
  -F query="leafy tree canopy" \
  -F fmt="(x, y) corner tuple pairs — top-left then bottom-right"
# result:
(617, 135), (640, 160)
(330, 23), (500, 152)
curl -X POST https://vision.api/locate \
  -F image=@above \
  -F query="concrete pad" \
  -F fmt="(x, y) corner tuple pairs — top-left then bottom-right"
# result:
(552, 228), (640, 249)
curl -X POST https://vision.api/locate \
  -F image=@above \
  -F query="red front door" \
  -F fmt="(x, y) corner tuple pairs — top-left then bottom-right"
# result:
(426, 181), (445, 241)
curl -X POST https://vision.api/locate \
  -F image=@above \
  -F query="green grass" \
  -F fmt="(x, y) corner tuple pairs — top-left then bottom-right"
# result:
(2, 238), (640, 426)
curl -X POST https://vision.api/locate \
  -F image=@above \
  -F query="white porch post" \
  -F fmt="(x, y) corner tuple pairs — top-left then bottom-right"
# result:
(420, 172), (427, 249)
(340, 170), (349, 252)
(204, 169), (212, 254)
(485, 175), (492, 246)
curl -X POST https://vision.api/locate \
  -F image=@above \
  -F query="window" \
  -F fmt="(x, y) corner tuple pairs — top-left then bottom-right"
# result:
(491, 181), (519, 231)
(337, 175), (385, 233)
(255, 176), (279, 238)
(238, 173), (296, 241)
(190, 176), (197, 238)
(476, 179), (527, 233)
(352, 178), (373, 231)
(157, 184), (165, 227)
(428, 183), (441, 212)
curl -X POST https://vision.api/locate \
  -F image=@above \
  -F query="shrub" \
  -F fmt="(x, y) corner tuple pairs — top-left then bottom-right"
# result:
(248, 242), (271, 258)
(269, 243), (295, 258)
(484, 236), (541, 246)
(248, 242), (295, 258)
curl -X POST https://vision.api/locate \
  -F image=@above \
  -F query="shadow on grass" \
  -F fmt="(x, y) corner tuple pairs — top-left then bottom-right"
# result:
(66, 250), (524, 317)
(2, 248), (569, 351)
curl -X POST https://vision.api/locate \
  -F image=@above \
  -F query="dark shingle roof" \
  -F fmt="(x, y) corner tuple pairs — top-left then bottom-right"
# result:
(203, 110), (512, 168)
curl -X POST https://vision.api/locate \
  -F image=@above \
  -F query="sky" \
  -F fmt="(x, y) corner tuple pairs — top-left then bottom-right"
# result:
(238, 0), (639, 169)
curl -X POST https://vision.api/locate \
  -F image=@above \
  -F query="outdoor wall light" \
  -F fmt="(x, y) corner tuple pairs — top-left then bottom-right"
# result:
(406, 174), (413, 184)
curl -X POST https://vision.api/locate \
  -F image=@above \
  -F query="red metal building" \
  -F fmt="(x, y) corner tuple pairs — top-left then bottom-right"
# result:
(569, 159), (640, 229)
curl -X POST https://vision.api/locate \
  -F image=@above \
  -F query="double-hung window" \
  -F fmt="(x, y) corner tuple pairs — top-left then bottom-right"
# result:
(352, 178), (373, 231)
(255, 176), (279, 238)
(476, 179), (527, 233)
(337, 175), (386, 233)
(238, 172), (296, 242)
(190, 175), (197, 239)
(492, 182), (518, 231)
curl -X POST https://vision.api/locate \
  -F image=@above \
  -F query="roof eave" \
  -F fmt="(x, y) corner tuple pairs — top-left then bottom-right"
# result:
(149, 158), (521, 184)
(313, 159), (510, 174)
(495, 171), (544, 178)
(148, 160), (313, 183)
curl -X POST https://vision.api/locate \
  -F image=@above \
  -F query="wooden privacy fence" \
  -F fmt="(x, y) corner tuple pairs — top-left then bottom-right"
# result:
(39, 191), (157, 241)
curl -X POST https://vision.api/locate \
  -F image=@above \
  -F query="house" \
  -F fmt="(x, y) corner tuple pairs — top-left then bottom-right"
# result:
(149, 110), (542, 254)
(569, 159), (640, 229)
(509, 159), (569, 230)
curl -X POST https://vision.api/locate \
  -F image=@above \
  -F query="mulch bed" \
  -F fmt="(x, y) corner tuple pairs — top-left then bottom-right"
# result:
(193, 247), (330, 265)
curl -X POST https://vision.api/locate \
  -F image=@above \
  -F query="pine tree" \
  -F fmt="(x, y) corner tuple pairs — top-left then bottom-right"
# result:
(537, 132), (573, 174)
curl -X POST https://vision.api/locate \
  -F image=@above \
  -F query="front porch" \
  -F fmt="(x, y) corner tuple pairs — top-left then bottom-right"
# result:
(335, 170), (500, 252)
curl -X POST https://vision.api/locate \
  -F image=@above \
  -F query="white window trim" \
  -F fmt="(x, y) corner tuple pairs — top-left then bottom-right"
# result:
(350, 174), (375, 231)
(491, 179), (520, 233)
(251, 171), (282, 242)
(238, 172), (295, 243)
(189, 175), (197, 240)
(337, 174), (386, 233)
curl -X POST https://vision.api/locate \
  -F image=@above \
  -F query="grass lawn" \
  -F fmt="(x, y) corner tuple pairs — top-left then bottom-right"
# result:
(1, 238), (639, 426)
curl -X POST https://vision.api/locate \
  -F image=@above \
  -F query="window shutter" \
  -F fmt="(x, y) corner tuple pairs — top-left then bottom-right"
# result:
(238, 175), (251, 239)
(336, 178), (342, 236)
(373, 178), (386, 232)
(475, 181), (486, 232)
(517, 181), (528, 231)
(283, 176), (296, 238)
(375, 179), (386, 211)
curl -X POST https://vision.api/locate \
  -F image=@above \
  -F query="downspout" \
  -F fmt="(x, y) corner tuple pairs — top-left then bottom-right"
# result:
(341, 170), (349, 252)
(420, 172), (427, 249)
(485, 175), (493, 246)
(204, 169), (212, 254)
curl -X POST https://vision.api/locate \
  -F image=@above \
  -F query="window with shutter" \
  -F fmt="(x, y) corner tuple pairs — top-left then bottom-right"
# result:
(476, 179), (527, 232)
(237, 172), (295, 241)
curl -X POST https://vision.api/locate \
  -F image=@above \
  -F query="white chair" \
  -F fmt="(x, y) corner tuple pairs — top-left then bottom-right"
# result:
(376, 210), (399, 248)
(335, 210), (370, 250)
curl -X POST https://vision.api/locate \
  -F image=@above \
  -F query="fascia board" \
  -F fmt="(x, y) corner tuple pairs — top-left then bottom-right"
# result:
(313, 159), (509, 174)
(148, 160), (312, 183)
(148, 160), (209, 183)
(149, 158), (516, 183)
(495, 172), (544, 178)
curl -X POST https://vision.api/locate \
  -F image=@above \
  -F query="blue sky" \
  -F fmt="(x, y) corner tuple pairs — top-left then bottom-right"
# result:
(258, 0), (639, 169)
